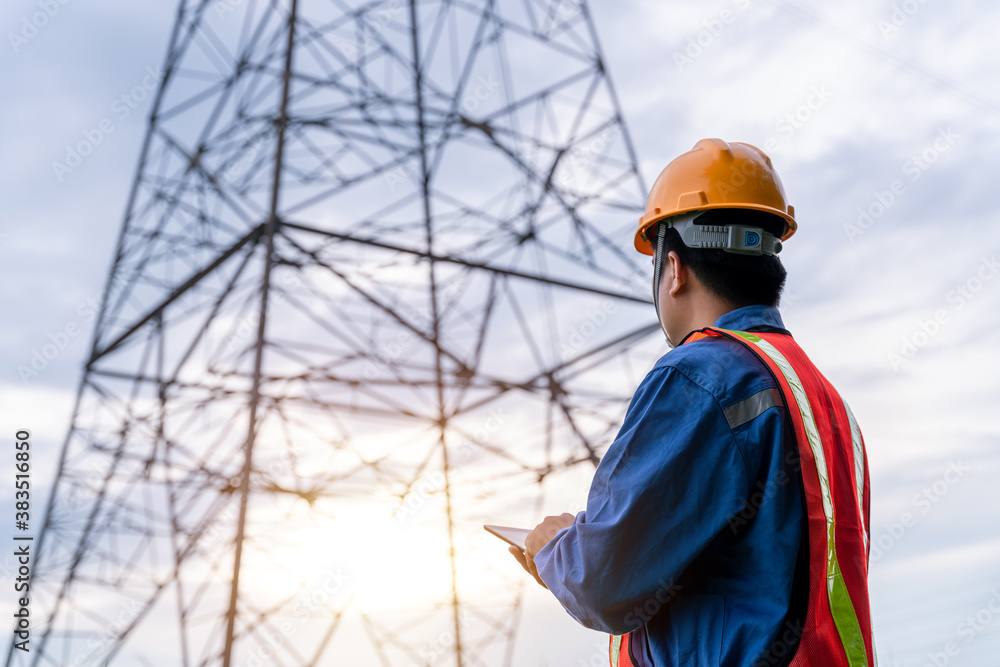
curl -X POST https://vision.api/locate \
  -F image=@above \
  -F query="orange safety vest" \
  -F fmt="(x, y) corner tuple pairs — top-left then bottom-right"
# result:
(610, 327), (874, 667)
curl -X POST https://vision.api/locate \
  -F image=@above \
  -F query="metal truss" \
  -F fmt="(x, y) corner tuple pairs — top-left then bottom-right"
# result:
(8, 0), (657, 664)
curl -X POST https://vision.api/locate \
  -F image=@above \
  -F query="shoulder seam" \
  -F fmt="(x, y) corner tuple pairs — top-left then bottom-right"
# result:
(659, 364), (753, 499)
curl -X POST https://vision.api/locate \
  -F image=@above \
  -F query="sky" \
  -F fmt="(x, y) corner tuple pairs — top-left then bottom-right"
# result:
(2, 0), (1000, 665)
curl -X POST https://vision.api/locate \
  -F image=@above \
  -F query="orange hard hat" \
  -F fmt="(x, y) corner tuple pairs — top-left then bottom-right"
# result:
(635, 138), (797, 255)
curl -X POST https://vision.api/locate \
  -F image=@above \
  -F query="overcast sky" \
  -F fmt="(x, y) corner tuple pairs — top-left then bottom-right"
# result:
(2, 0), (1000, 665)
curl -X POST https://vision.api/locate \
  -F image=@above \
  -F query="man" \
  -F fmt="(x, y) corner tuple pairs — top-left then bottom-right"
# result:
(510, 139), (874, 666)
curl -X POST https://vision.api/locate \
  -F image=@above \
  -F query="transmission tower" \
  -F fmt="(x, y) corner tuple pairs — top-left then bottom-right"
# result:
(11, 0), (656, 664)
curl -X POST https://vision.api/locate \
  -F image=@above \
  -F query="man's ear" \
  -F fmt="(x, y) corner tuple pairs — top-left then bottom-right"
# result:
(666, 251), (687, 297)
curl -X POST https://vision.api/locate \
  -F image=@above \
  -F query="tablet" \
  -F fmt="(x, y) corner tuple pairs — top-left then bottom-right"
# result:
(484, 524), (531, 551)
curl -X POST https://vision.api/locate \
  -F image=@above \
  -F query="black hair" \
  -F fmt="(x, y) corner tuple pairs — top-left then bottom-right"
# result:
(656, 209), (788, 308)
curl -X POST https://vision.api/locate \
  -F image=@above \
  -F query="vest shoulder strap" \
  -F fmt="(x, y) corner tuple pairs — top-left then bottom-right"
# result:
(688, 327), (873, 667)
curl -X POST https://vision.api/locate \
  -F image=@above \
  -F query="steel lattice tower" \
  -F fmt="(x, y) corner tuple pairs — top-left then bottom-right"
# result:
(10, 0), (657, 664)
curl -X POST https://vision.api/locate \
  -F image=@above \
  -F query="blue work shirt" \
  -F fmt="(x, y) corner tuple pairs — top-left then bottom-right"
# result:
(534, 305), (805, 666)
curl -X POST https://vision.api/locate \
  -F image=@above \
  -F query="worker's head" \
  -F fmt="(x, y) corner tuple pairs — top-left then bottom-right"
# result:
(635, 139), (797, 343)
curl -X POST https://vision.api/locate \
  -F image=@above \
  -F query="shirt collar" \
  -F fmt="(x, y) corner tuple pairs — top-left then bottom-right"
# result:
(712, 304), (786, 332)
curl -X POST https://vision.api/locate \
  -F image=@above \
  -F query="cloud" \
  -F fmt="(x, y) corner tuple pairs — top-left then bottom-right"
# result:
(3, 0), (1000, 662)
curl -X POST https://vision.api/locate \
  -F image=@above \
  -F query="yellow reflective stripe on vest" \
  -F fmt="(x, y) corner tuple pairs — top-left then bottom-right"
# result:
(723, 330), (869, 667)
(610, 635), (623, 667)
(844, 401), (868, 555)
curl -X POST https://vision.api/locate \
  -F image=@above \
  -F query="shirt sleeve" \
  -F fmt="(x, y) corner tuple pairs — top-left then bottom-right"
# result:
(532, 364), (751, 635)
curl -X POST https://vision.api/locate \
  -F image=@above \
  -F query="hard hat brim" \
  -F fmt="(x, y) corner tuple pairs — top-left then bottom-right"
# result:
(634, 204), (797, 255)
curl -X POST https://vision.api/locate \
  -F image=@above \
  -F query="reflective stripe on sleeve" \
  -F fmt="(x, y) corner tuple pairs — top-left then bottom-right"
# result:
(724, 387), (783, 429)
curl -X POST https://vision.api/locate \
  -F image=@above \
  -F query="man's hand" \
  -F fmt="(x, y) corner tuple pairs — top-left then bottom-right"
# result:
(508, 513), (575, 588)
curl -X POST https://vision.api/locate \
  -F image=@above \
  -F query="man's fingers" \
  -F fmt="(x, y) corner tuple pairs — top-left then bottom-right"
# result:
(509, 546), (548, 588)
(509, 545), (529, 572)
(525, 552), (548, 589)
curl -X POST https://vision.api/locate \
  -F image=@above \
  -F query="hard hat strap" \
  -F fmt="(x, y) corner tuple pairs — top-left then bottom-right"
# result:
(652, 221), (666, 337)
(661, 211), (782, 256)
